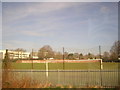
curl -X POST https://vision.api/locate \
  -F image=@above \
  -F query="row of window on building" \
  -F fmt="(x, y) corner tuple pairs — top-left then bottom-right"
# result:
(0, 50), (39, 60)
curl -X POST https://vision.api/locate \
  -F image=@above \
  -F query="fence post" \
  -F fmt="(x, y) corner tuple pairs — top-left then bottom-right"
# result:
(87, 69), (90, 87)
(99, 59), (103, 87)
(57, 69), (60, 84)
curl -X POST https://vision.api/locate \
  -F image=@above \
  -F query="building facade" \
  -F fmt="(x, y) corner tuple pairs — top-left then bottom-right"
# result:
(0, 50), (30, 60)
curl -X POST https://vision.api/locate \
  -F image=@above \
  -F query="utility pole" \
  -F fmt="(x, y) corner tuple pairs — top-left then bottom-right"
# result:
(63, 47), (65, 70)
(118, 41), (120, 60)
(99, 45), (103, 87)
(99, 46), (101, 59)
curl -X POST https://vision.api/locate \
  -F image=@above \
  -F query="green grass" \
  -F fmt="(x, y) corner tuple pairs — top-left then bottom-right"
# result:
(10, 62), (120, 70)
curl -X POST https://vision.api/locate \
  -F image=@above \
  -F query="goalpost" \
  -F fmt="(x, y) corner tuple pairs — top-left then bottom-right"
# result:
(100, 59), (103, 70)
(87, 59), (103, 70)
(46, 60), (49, 78)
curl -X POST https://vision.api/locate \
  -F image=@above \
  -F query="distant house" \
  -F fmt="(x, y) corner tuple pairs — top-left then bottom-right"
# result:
(48, 58), (54, 60)
(0, 50), (30, 60)
(30, 52), (39, 59)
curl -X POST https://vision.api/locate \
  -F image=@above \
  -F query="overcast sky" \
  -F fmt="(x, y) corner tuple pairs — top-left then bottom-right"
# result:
(2, 2), (118, 54)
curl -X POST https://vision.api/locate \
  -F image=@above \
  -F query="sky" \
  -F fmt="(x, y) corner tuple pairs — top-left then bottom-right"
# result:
(0, 2), (2, 51)
(1, 2), (118, 54)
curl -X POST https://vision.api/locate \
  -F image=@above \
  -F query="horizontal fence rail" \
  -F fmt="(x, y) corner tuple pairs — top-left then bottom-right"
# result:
(3, 69), (120, 72)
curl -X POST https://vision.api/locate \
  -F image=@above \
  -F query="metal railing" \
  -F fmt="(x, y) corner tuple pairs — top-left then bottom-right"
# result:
(6, 69), (119, 88)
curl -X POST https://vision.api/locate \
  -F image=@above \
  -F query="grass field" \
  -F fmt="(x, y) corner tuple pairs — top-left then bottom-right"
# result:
(10, 62), (120, 70)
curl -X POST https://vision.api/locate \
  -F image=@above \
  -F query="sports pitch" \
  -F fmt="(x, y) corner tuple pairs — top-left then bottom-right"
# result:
(11, 62), (119, 70)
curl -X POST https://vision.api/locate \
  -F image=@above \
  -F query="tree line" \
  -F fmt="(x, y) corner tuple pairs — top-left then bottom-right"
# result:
(8, 41), (120, 62)
(37, 41), (120, 61)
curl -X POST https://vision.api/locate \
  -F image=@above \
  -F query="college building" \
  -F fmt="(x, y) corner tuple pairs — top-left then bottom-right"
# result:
(0, 50), (30, 60)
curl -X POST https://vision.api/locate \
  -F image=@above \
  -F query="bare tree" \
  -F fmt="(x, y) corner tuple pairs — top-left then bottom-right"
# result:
(87, 53), (93, 59)
(54, 52), (63, 59)
(103, 51), (110, 61)
(79, 53), (84, 59)
(68, 53), (75, 60)
(14, 48), (26, 52)
(38, 45), (54, 60)
(110, 41), (120, 60)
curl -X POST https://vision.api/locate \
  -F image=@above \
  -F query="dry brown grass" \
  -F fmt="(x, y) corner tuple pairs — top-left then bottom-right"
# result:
(2, 71), (107, 88)
(3, 78), (105, 88)
(2, 75), (68, 88)
(2, 75), (107, 88)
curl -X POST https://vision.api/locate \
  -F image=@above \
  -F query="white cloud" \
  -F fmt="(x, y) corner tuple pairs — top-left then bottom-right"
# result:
(2, 0), (119, 2)
(100, 6), (110, 14)
(21, 30), (53, 37)
(3, 2), (82, 23)
(3, 40), (38, 50)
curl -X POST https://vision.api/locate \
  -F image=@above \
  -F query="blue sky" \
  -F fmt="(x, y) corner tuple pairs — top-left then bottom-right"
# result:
(0, 2), (2, 50)
(2, 2), (118, 54)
